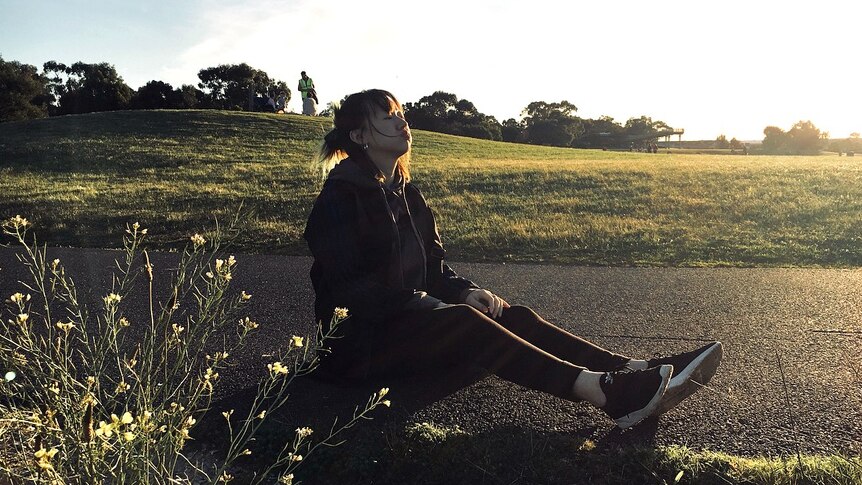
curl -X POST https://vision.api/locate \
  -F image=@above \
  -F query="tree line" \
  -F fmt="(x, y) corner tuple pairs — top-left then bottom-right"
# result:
(0, 56), (675, 150)
(3, 56), (857, 154)
(0, 56), (289, 119)
(400, 91), (675, 150)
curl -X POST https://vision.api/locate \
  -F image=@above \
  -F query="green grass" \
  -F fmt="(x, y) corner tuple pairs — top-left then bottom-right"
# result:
(3, 110), (862, 267)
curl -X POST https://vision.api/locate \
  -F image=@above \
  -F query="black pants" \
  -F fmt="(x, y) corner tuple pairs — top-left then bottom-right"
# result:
(355, 304), (630, 401)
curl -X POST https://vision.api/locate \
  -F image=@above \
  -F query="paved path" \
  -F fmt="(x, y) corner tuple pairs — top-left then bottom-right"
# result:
(1, 246), (860, 457)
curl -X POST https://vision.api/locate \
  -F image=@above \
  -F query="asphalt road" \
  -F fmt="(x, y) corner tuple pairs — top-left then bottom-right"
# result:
(1, 246), (860, 457)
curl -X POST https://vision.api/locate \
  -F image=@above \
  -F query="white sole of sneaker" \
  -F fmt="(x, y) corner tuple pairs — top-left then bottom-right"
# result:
(614, 364), (673, 430)
(654, 341), (723, 416)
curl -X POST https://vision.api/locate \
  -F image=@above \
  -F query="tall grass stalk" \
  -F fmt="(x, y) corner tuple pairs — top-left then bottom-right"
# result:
(0, 215), (388, 484)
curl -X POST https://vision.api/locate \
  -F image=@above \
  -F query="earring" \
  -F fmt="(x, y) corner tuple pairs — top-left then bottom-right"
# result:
(362, 143), (369, 150)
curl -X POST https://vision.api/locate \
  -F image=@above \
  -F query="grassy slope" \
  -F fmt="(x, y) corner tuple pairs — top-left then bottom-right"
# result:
(2, 110), (862, 267)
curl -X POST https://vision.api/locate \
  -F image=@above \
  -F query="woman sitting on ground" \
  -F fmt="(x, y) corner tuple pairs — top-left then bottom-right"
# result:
(303, 89), (722, 429)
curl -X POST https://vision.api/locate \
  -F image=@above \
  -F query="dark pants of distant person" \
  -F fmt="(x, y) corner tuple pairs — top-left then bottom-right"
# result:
(352, 304), (631, 400)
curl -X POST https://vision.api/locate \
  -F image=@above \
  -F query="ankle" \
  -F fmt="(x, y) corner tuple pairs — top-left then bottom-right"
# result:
(627, 359), (649, 370)
(572, 370), (606, 407)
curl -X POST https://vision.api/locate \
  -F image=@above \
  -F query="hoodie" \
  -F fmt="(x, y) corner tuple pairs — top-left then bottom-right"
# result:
(304, 157), (479, 341)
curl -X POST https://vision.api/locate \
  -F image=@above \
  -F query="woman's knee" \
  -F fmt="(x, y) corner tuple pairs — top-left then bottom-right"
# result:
(501, 304), (539, 321)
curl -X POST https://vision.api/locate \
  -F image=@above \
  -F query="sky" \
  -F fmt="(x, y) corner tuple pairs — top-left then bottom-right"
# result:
(2, 0), (860, 141)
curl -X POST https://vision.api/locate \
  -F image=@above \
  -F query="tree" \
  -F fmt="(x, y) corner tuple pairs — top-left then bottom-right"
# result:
(403, 91), (458, 132)
(715, 134), (730, 149)
(131, 81), (203, 110)
(787, 120), (822, 155)
(520, 101), (582, 147)
(131, 80), (181, 109)
(501, 118), (524, 143)
(624, 116), (669, 139)
(43, 61), (133, 115)
(762, 121), (824, 155)
(0, 56), (52, 122)
(177, 84), (203, 109)
(575, 116), (625, 149)
(197, 63), (289, 111)
(403, 91), (502, 141)
(729, 137), (743, 150)
(762, 126), (788, 154)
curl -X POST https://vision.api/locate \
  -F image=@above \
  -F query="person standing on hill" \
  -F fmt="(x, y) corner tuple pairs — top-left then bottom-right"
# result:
(304, 89), (723, 430)
(298, 71), (318, 116)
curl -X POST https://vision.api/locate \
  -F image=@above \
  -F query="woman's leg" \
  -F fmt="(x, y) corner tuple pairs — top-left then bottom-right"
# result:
(379, 304), (585, 401)
(494, 305), (631, 371)
(373, 304), (673, 429)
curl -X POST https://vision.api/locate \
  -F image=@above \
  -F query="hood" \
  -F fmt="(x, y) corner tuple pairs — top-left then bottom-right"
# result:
(326, 157), (405, 192)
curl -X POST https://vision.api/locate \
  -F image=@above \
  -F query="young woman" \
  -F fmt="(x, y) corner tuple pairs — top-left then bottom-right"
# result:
(304, 89), (722, 429)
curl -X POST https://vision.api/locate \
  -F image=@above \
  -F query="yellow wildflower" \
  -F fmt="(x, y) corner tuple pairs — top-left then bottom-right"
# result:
(52, 259), (60, 270)
(333, 307), (349, 319)
(34, 447), (58, 471)
(115, 381), (130, 395)
(257, 410), (266, 419)
(56, 321), (75, 333)
(240, 291), (252, 301)
(267, 362), (289, 376)
(288, 453), (303, 462)
(215, 259), (224, 271)
(104, 293), (122, 305)
(278, 474), (294, 485)
(9, 292), (29, 304)
(379, 387), (389, 398)
(222, 410), (234, 421)
(9, 215), (29, 228)
(382, 400), (391, 407)
(17, 313), (29, 324)
(219, 471), (234, 483)
(121, 412), (134, 425)
(190, 234), (206, 247)
(239, 317), (259, 331)
(295, 427), (313, 439)
(240, 448), (252, 456)
(119, 317), (130, 327)
(172, 323), (185, 336)
(47, 382), (60, 395)
(291, 336), (304, 348)
(206, 271), (215, 279)
(95, 420), (114, 438)
(123, 431), (136, 441)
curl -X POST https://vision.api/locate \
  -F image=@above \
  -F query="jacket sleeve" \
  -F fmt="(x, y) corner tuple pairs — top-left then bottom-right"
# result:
(422, 202), (480, 303)
(304, 185), (417, 321)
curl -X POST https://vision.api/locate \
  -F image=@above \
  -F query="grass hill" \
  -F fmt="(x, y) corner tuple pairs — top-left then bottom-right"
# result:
(2, 110), (862, 267)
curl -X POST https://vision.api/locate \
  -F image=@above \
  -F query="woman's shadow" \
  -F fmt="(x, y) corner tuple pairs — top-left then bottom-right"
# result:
(196, 362), (661, 457)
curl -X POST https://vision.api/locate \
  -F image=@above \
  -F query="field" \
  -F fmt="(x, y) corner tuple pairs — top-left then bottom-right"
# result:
(2, 110), (862, 267)
(3, 110), (862, 483)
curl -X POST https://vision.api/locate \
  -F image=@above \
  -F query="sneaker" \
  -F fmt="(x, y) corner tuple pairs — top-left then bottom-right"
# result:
(600, 364), (673, 429)
(647, 341), (723, 416)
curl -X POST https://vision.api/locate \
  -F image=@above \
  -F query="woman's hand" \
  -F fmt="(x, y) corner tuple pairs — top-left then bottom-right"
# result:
(464, 289), (510, 319)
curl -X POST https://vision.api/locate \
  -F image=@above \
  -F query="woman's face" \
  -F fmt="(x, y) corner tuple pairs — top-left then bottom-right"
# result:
(363, 100), (411, 157)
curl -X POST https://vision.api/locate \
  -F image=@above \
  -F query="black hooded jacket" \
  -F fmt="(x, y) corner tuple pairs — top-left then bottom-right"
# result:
(304, 157), (479, 342)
